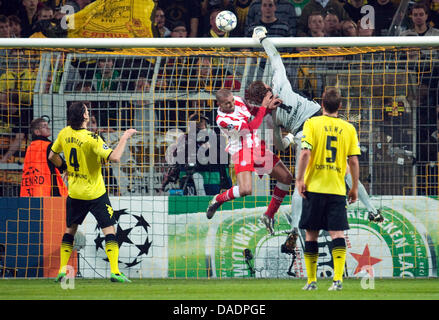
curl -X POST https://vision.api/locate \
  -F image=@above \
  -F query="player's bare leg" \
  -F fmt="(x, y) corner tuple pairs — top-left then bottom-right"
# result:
(206, 171), (252, 219)
(261, 161), (293, 235)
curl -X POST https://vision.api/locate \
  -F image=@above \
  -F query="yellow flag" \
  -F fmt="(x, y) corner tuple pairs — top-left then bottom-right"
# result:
(67, 0), (157, 38)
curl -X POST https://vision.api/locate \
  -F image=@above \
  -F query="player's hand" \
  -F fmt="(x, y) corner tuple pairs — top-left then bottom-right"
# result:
(295, 179), (307, 199)
(261, 91), (281, 110)
(347, 188), (358, 204)
(268, 96), (282, 110)
(252, 26), (267, 42)
(123, 129), (138, 139)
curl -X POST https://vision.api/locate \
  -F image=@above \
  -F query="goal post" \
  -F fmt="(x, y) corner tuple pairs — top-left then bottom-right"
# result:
(0, 38), (438, 279)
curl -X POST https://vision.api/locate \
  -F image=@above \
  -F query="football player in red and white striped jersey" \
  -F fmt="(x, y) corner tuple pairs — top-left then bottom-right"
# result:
(206, 88), (293, 236)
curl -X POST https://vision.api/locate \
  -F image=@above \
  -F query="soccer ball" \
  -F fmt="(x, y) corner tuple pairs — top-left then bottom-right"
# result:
(215, 10), (237, 32)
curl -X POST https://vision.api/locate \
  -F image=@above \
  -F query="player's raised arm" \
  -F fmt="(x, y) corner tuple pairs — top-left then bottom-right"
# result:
(252, 26), (291, 95)
(108, 128), (138, 163)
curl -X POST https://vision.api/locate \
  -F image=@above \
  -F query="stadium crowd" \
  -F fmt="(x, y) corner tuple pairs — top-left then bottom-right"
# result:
(0, 0), (438, 197)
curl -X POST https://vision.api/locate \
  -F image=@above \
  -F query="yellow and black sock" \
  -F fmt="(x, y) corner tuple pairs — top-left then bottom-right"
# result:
(304, 241), (318, 284)
(105, 234), (120, 275)
(59, 233), (74, 274)
(331, 237), (347, 282)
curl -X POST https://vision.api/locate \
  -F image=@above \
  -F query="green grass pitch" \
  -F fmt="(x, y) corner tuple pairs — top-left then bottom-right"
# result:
(0, 278), (438, 300)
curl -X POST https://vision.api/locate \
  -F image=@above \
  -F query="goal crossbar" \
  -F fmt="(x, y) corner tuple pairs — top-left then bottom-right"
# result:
(1, 36), (439, 49)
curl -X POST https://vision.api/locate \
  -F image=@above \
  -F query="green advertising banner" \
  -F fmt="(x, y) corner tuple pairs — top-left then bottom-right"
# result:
(168, 196), (438, 279)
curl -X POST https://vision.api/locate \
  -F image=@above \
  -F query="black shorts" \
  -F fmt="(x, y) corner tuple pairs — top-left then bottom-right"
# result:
(66, 192), (115, 229)
(299, 192), (349, 231)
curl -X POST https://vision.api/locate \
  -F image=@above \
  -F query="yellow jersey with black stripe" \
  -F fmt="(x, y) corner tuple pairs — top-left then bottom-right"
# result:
(301, 115), (361, 196)
(51, 126), (113, 200)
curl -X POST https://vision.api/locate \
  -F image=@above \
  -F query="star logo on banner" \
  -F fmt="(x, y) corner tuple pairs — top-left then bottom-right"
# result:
(133, 214), (151, 232)
(116, 224), (133, 247)
(135, 236), (152, 257)
(350, 244), (382, 275)
(93, 210), (153, 268)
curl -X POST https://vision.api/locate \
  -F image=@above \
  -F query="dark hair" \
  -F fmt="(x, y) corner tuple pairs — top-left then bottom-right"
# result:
(247, 81), (270, 105)
(7, 15), (21, 25)
(67, 102), (87, 130)
(322, 87), (342, 113)
(170, 20), (187, 32)
(411, 2), (429, 16)
(309, 11), (324, 20)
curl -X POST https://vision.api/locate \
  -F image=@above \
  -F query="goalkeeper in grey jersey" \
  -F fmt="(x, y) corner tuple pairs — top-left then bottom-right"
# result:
(248, 26), (383, 239)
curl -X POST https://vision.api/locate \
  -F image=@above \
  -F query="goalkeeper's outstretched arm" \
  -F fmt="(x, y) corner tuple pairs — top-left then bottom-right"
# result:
(252, 26), (294, 102)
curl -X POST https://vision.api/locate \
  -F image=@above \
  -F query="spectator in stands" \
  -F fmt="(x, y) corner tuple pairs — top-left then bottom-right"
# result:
(37, 5), (54, 20)
(0, 15), (11, 38)
(0, 92), (31, 164)
(65, 0), (91, 13)
(368, 0), (397, 36)
(158, 0), (202, 37)
(154, 7), (171, 37)
(29, 5), (55, 38)
(400, 3), (439, 37)
(76, 80), (93, 93)
(340, 19), (358, 36)
(8, 16), (22, 38)
(20, 117), (68, 197)
(307, 11), (325, 37)
(245, 0), (294, 38)
(93, 58), (120, 92)
(17, 0), (39, 37)
(343, 0), (366, 24)
(246, 0), (297, 36)
(323, 10), (341, 36)
(297, 0), (349, 36)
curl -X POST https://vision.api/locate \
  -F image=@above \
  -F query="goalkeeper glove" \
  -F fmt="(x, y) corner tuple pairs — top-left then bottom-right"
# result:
(252, 26), (267, 43)
(282, 133), (295, 150)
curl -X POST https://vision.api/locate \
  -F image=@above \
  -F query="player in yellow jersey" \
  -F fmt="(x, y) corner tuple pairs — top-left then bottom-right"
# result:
(48, 101), (137, 283)
(295, 88), (360, 291)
